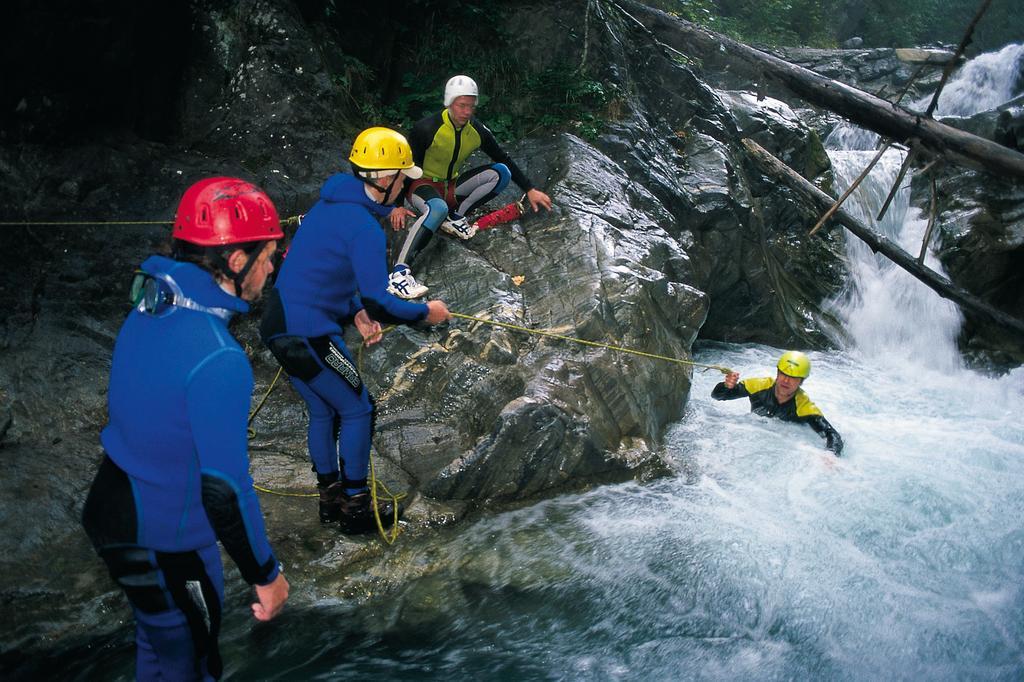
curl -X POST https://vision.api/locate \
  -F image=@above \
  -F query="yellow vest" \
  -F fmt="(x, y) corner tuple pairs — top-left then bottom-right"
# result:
(421, 109), (483, 182)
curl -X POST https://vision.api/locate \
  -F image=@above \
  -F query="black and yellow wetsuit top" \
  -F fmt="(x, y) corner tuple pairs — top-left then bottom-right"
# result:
(712, 377), (844, 455)
(409, 108), (535, 190)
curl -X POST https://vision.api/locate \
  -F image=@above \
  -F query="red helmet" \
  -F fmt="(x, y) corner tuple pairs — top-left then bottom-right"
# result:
(172, 177), (284, 246)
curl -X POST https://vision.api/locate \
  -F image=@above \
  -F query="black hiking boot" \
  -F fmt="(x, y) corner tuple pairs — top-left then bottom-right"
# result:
(317, 481), (345, 524)
(338, 490), (405, 535)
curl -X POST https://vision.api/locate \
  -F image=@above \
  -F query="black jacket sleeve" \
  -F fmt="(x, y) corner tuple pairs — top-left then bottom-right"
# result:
(711, 382), (749, 401)
(409, 113), (441, 167)
(475, 118), (536, 192)
(807, 415), (844, 456)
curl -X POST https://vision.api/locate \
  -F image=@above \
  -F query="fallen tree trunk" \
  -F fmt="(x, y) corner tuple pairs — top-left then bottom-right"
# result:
(741, 138), (1024, 336)
(616, 1), (1024, 180)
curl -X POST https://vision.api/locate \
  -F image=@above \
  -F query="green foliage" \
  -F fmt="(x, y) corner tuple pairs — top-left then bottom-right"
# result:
(320, 0), (612, 143)
(664, 0), (843, 47)
(645, 0), (718, 24)
(848, 0), (1020, 52)
(654, 0), (1021, 51)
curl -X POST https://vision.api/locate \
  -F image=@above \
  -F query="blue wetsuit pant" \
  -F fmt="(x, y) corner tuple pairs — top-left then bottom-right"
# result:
(83, 455), (226, 681)
(267, 333), (373, 490)
(129, 545), (225, 681)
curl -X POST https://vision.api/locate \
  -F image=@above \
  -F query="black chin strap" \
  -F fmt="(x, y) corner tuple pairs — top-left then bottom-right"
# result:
(353, 165), (402, 203)
(219, 241), (266, 297)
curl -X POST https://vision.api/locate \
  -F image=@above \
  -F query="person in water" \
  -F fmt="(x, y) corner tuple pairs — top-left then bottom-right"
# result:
(81, 177), (290, 680)
(385, 74), (554, 299)
(260, 126), (451, 533)
(711, 350), (844, 455)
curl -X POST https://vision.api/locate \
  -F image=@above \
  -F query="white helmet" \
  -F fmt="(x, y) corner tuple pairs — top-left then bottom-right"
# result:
(444, 75), (479, 107)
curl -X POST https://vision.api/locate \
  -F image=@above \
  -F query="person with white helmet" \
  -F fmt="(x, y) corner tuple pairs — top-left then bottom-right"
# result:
(711, 350), (844, 455)
(385, 74), (554, 299)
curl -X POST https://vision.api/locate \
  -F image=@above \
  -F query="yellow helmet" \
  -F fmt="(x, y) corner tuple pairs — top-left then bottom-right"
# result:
(777, 350), (811, 379)
(348, 127), (423, 178)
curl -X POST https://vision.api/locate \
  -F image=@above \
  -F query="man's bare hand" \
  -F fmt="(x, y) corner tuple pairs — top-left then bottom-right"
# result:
(354, 309), (383, 346)
(251, 572), (289, 622)
(389, 207), (414, 231)
(425, 300), (451, 325)
(526, 188), (552, 212)
(723, 371), (740, 389)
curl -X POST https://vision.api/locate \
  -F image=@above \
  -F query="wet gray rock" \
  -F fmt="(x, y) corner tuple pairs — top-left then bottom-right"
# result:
(911, 164), (1024, 368)
(938, 93), (1024, 152)
(717, 91), (831, 180)
(773, 47), (950, 102)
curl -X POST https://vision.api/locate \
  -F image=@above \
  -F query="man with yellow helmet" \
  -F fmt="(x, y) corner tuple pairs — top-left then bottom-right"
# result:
(711, 350), (844, 455)
(260, 127), (451, 533)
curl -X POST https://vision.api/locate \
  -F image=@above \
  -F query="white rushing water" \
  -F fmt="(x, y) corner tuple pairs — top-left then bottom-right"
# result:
(910, 43), (1024, 117)
(825, 145), (966, 371)
(215, 46), (1024, 681)
(227, 346), (1024, 679)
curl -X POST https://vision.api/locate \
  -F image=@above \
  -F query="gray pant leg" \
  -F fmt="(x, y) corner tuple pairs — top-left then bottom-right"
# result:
(454, 168), (501, 216)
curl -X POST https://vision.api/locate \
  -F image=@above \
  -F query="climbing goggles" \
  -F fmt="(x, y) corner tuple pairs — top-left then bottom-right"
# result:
(129, 270), (234, 321)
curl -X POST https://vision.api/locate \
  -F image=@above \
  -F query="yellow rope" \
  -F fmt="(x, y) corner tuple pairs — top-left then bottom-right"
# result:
(0, 213), (307, 228)
(448, 311), (731, 373)
(253, 484), (317, 498)
(369, 458), (406, 545)
(249, 304), (728, 544)
(247, 366), (284, 439)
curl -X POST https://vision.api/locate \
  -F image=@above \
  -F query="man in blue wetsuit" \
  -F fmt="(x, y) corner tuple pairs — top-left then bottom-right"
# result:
(260, 126), (451, 533)
(711, 351), (844, 455)
(81, 177), (290, 680)
(385, 74), (553, 299)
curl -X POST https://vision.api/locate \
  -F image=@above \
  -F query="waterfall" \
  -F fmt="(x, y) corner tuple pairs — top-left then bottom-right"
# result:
(826, 147), (965, 370)
(825, 43), (1024, 372)
(911, 42), (1024, 117)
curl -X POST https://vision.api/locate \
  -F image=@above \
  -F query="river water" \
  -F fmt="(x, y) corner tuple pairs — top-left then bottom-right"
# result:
(211, 344), (1023, 680)
(54, 46), (1024, 680)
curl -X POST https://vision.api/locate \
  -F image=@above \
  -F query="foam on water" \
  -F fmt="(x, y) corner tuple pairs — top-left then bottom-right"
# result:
(214, 344), (1023, 680)
(910, 43), (1024, 117)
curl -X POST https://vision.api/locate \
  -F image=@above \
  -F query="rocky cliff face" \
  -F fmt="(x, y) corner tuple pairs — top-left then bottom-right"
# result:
(7, 0), (1012, 668)
(910, 159), (1024, 368)
(773, 46), (951, 101)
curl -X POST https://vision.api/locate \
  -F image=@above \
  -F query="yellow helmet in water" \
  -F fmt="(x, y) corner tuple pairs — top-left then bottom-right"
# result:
(348, 127), (423, 178)
(777, 350), (811, 379)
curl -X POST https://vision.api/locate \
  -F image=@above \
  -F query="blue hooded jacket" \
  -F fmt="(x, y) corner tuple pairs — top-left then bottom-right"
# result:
(100, 255), (278, 585)
(269, 173), (428, 338)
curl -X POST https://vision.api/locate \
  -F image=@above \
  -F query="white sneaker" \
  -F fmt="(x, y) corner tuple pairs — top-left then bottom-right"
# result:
(387, 267), (428, 299)
(440, 213), (478, 240)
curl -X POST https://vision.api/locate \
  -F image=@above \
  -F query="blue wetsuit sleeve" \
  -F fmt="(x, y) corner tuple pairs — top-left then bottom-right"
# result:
(475, 118), (535, 192)
(351, 221), (430, 324)
(187, 349), (279, 585)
